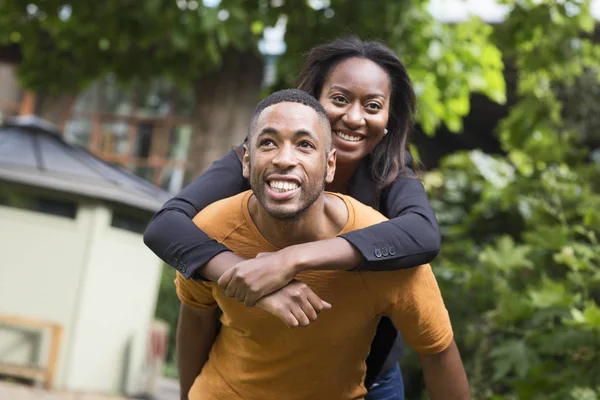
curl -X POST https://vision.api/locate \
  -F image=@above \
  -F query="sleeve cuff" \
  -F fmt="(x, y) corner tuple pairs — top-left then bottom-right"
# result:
(172, 242), (231, 280)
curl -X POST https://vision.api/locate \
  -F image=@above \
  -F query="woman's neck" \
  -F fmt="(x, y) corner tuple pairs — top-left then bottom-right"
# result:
(326, 161), (359, 194)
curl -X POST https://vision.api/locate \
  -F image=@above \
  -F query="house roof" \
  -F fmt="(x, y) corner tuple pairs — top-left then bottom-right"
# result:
(0, 115), (171, 213)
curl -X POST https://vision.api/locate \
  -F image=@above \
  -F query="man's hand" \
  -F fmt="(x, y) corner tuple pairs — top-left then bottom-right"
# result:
(255, 280), (332, 328)
(218, 251), (298, 306)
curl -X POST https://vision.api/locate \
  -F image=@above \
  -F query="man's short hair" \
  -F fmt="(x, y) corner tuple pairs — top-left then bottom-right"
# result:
(247, 89), (331, 149)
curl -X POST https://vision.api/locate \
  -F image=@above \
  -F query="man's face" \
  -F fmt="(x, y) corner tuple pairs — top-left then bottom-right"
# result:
(243, 102), (336, 220)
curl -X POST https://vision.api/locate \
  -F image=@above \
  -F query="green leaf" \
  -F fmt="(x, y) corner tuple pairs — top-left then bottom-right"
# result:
(490, 339), (538, 381)
(479, 235), (533, 274)
(529, 276), (578, 309)
(566, 302), (600, 329)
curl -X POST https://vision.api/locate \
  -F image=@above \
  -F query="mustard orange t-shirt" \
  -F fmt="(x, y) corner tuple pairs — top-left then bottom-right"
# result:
(175, 191), (453, 400)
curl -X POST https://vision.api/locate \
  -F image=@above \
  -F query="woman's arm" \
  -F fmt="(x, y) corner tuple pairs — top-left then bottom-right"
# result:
(339, 171), (441, 271)
(294, 170), (440, 272)
(218, 169), (441, 305)
(143, 148), (249, 280)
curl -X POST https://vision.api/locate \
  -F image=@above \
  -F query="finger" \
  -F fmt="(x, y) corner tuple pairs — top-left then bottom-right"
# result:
(224, 275), (239, 298)
(234, 285), (246, 303)
(225, 279), (242, 302)
(244, 291), (261, 307)
(321, 300), (332, 310)
(290, 305), (311, 327)
(217, 269), (233, 289)
(299, 298), (318, 322)
(282, 311), (299, 328)
(306, 290), (325, 314)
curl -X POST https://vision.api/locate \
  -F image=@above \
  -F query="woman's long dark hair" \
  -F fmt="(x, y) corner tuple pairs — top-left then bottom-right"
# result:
(296, 36), (417, 189)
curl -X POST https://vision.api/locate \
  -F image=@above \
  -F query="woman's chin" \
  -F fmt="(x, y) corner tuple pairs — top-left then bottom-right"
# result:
(334, 149), (366, 166)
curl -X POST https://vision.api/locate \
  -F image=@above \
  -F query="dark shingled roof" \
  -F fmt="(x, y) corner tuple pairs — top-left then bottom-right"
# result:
(0, 115), (170, 213)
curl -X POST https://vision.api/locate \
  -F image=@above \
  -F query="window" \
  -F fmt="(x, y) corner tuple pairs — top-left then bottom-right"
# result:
(63, 75), (195, 193)
(111, 212), (149, 235)
(0, 188), (77, 219)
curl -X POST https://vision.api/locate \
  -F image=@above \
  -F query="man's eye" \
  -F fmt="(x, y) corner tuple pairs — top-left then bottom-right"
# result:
(299, 141), (315, 149)
(259, 139), (275, 147)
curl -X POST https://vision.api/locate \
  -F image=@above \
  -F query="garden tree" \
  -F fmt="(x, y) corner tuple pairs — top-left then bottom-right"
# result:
(4, 1), (599, 398)
(412, 1), (600, 398)
(0, 0), (504, 173)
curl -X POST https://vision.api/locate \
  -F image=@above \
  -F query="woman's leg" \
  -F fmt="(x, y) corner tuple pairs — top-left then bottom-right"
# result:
(365, 363), (404, 400)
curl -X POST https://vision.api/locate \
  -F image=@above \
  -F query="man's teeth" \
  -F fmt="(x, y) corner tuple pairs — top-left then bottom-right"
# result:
(269, 181), (299, 192)
(334, 131), (363, 142)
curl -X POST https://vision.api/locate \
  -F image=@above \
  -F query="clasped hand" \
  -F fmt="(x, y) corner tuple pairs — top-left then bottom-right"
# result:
(217, 250), (331, 328)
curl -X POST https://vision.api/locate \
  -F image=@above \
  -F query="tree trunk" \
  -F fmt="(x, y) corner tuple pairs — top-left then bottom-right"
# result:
(189, 50), (264, 179)
(0, 63), (22, 112)
(37, 92), (75, 127)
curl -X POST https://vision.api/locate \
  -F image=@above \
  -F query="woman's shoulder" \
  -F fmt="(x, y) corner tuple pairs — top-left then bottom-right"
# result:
(332, 193), (388, 231)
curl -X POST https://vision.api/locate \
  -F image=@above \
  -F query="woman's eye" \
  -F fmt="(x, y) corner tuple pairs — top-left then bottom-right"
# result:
(331, 95), (348, 104)
(366, 102), (382, 111)
(298, 141), (315, 149)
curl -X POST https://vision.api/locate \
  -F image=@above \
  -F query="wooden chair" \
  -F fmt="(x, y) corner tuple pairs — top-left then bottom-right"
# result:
(0, 314), (63, 389)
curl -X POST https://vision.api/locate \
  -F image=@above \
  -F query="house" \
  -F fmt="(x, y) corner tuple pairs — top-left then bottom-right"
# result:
(0, 115), (170, 396)
(0, 63), (200, 194)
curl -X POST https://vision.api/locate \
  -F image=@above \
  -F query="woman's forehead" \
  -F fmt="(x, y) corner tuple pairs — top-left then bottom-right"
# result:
(324, 58), (391, 96)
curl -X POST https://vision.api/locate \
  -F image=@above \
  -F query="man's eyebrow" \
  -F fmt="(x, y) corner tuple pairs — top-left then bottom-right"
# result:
(257, 127), (278, 136)
(294, 129), (317, 140)
(256, 128), (318, 141)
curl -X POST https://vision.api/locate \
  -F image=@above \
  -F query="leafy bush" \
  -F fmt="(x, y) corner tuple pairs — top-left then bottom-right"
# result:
(413, 149), (600, 399)
(399, 3), (600, 397)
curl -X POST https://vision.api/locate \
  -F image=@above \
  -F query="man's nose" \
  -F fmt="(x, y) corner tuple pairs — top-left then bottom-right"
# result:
(272, 144), (299, 168)
(342, 102), (366, 129)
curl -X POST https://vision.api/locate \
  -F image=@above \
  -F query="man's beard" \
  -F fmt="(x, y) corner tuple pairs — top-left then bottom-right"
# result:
(249, 162), (327, 220)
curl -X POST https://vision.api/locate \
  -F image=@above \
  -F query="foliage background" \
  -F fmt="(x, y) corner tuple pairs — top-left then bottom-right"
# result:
(1, 0), (599, 398)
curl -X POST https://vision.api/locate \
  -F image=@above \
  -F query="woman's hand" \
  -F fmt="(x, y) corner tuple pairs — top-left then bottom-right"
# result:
(217, 238), (363, 306)
(217, 250), (298, 306)
(255, 280), (332, 328)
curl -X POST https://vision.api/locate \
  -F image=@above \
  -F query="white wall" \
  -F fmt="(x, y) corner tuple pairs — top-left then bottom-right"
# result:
(0, 203), (92, 386)
(0, 201), (162, 396)
(65, 205), (162, 395)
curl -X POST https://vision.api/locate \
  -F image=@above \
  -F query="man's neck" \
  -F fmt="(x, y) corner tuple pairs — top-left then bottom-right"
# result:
(248, 193), (348, 249)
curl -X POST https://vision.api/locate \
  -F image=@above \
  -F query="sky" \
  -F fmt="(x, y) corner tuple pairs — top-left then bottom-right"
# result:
(427, 0), (600, 22)
(255, 0), (600, 55)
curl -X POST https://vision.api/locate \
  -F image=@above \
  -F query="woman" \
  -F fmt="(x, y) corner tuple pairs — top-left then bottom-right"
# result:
(144, 36), (441, 399)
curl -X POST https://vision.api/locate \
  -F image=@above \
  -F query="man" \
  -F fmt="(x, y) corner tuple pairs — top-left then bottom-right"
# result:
(175, 89), (470, 400)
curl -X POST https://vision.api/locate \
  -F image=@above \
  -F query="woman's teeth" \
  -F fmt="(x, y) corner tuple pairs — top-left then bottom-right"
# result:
(334, 131), (364, 142)
(269, 181), (299, 192)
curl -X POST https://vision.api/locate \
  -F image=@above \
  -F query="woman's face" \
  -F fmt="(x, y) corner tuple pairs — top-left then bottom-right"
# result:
(319, 57), (391, 166)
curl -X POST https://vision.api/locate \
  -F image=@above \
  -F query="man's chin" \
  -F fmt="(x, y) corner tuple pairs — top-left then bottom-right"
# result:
(264, 206), (303, 220)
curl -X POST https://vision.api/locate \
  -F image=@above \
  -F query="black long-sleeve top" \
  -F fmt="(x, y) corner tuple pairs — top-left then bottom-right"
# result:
(144, 147), (441, 384)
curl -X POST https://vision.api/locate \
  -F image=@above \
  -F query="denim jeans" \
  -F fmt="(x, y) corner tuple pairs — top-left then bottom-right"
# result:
(365, 363), (404, 400)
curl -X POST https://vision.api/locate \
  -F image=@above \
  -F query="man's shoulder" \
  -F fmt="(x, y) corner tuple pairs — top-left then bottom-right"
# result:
(336, 193), (388, 230)
(192, 191), (250, 241)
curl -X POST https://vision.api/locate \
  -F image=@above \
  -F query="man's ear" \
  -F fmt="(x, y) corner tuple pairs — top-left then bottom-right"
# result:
(242, 144), (250, 179)
(325, 148), (336, 184)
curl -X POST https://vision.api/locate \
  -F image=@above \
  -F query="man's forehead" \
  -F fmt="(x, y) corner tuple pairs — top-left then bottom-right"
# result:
(256, 102), (322, 131)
